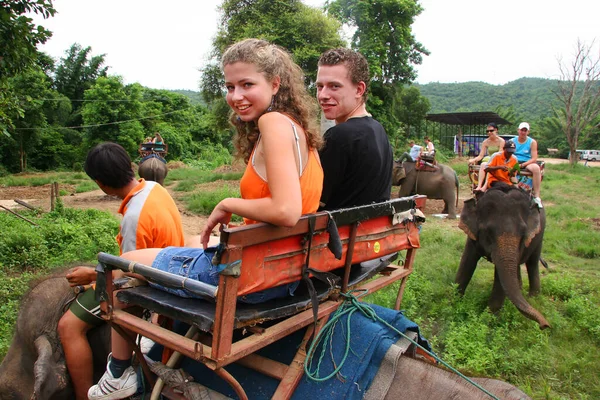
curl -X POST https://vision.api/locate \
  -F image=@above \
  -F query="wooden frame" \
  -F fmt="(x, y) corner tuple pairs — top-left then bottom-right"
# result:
(95, 195), (426, 399)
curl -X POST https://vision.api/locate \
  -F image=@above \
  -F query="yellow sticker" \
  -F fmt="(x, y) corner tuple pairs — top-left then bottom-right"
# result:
(374, 242), (380, 253)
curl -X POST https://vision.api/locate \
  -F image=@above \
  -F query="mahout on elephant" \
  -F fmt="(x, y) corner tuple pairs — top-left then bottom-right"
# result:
(138, 155), (168, 186)
(0, 267), (110, 400)
(456, 183), (549, 329)
(392, 160), (459, 219)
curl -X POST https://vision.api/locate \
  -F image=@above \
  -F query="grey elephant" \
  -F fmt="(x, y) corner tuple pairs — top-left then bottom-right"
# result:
(1, 269), (532, 399)
(0, 269), (110, 400)
(392, 161), (459, 218)
(456, 183), (549, 329)
(138, 155), (168, 186)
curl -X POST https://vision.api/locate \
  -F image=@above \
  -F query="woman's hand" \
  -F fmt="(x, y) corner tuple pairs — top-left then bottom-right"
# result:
(66, 266), (96, 287)
(200, 201), (232, 248)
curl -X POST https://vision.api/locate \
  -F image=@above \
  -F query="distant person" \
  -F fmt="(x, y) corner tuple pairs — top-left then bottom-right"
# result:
(316, 48), (393, 211)
(455, 129), (463, 157)
(397, 140), (422, 163)
(57, 142), (184, 400)
(423, 136), (435, 155)
(469, 122), (506, 192)
(483, 140), (519, 188)
(515, 122), (543, 208)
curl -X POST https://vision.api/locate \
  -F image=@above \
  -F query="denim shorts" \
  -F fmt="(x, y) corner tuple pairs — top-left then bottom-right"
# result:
(149, 246), (299, 304)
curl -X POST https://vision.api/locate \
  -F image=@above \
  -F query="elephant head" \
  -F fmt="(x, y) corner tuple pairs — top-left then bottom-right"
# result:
(139, 156), (168, 186)
(392, 160), (414, 185)
(0, 271), (110, 400)
(457, 184), (549, 329)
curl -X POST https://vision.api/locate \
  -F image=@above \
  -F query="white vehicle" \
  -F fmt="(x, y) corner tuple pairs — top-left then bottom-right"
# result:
(581, 150), (600, 161)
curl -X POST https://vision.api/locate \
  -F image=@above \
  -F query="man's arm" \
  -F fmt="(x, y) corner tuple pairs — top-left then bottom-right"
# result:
(522, 139), (538, 167)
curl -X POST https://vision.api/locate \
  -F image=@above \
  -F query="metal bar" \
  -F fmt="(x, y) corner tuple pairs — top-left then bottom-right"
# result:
(272, 317), (327, 400)
(211, 274), (239, 360)
(110, 310), (212, 364)
(224, 300), (340, 368)
(97, 252), (218, 299)
(235, 353), (289, 380)
(341, 222), (358, 292)
(395, 248), (417, 310)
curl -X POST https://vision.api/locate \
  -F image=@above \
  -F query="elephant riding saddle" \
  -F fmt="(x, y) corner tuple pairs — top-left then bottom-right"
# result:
(416, 155), (438, 172)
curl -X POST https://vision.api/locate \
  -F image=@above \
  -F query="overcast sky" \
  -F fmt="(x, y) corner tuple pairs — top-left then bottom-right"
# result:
(33, 0), (599, 91)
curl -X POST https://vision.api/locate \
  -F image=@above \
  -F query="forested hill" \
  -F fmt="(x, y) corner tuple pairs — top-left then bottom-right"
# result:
(415, 77), (559, 121)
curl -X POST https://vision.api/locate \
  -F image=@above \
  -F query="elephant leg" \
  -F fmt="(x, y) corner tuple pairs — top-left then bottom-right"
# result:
(489, 268), (506, 312)
(525, 244), (542, 296)
(455, 239), (481, 295)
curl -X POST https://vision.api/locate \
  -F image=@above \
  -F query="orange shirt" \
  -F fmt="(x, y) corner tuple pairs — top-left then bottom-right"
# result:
(239, 148), (324, 225)
(117, 179), (185, 253)
(487, 152), (518, 186)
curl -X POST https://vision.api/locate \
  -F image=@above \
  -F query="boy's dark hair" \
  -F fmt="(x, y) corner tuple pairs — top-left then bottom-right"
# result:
(84, 142), (135, 188)
(318, 48), (369, 101)
(487, 122), (498, 129)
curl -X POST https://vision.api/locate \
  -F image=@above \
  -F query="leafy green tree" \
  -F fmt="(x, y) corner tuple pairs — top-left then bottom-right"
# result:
(0, 0), (56, 135)
(54, 43), (108, 126)
(81, 77), (145, 155)
(325, 0), (429, 136)
(3, 67), (56, 171)
(201, 0), (344, 138)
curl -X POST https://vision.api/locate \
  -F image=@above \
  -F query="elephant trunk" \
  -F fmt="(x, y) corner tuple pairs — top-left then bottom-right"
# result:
(492, 234), (550, 329)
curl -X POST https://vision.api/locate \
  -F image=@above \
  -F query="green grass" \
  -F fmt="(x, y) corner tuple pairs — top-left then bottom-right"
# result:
(185, 185), (241, 215)
(0, 205), (119, 357)
(368, 161), (600, 399)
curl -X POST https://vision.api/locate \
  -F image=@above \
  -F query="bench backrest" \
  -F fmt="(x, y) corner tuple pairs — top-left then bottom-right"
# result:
(215, 196), (424, 296)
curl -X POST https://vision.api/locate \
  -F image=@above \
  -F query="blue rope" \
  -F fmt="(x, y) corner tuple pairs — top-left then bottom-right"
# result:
(304, 289), (500, 400)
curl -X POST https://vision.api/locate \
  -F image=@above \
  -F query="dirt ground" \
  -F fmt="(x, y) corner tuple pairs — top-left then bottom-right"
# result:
(0, 157), (594, 234)
(0, 183), (208, 237)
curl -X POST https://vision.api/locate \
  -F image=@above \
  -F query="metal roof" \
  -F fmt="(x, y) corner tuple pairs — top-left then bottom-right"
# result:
(425, 112), (511, 126)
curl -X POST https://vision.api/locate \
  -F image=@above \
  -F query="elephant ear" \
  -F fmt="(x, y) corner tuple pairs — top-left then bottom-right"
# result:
(458, 198), (478, 240)
(392, 164), (406, 184)
(31, 335), (68, 400)
(524, 207), (542, 247)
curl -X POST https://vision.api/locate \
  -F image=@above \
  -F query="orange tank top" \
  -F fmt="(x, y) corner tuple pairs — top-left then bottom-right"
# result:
(239, 122), (323, 225)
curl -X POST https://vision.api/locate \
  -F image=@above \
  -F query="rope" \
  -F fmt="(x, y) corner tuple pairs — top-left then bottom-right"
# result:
(304, 289), (500, 400)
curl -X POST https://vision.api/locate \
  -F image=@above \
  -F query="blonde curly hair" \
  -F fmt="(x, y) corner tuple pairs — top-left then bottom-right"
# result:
(222, 38), (322, 163)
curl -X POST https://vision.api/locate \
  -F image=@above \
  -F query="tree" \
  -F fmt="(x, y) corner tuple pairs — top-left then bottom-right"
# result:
(325, 0), (429, 136)
(81, 77), (145, 155)
(0, 0), (56, 135)
(201, 0), (344, 137)
(54, 43), (109, 126)
(552, 40), (600, 165)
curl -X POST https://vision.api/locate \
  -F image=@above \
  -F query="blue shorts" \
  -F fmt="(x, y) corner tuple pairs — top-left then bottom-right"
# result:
(149, 246), (299, 304)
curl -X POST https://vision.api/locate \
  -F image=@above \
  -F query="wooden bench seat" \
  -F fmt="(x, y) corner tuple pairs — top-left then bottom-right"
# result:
(95, 195), (425, 400)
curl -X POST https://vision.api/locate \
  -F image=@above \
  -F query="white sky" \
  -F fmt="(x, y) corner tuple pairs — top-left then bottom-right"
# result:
(32, 0), (599, 91)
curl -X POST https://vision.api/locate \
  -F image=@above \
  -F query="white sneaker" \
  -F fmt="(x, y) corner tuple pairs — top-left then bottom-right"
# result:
(533, 197), (543, 208)
(88, 356), (138, 400)
(139, 336), (155, 355)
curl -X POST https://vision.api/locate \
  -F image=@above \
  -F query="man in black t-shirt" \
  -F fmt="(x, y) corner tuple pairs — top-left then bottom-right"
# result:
(316, 48), (393, 211)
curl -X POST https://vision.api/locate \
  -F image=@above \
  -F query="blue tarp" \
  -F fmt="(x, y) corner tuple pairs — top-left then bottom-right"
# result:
(147, 303), (431, 399)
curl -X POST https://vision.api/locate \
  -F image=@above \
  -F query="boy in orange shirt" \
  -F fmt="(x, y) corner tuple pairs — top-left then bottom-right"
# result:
(484, 140), (519, 188)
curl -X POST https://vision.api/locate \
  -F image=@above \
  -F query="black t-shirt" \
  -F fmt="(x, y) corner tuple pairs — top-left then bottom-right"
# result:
(319, 116), (393, 211)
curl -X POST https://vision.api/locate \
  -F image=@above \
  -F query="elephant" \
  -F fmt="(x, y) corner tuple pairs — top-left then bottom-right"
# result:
(456, 183), (549, 329)
(1, 268), (532, 399)
(138, 155), (168, 186)
(0, 267), (110, 400)
(392, 161), (459, 219)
